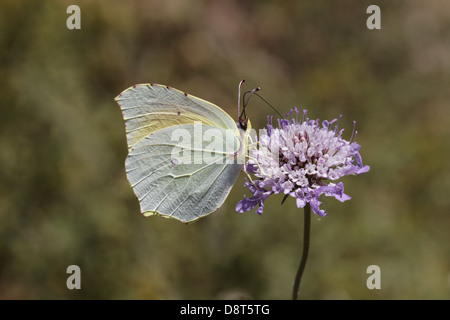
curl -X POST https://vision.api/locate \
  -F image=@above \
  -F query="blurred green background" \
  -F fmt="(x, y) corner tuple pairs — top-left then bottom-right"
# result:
(1, 0), (449, 299)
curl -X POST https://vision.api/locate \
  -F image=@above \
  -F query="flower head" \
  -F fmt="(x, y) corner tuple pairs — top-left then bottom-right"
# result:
(236, 108), (370, 216)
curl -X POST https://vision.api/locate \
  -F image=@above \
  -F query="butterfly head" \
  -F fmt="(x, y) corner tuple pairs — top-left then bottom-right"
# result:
(238, 117), (250, 132)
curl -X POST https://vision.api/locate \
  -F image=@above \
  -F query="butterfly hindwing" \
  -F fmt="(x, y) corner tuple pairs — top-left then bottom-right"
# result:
(116, 84), (246, 223)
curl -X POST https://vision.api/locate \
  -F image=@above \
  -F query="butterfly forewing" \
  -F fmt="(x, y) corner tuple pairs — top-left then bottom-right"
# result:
(116, 84), (239, 149)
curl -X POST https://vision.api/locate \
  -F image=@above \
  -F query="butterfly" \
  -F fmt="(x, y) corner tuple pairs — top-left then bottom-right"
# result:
(115, 82), (254, 223)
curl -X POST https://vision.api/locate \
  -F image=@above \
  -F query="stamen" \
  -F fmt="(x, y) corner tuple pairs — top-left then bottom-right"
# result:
(334, 115), (342, 133)
(350, 121), (357, 143)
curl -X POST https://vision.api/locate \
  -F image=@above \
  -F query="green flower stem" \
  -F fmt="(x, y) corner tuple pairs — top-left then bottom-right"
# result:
(292, 203), (311, 300)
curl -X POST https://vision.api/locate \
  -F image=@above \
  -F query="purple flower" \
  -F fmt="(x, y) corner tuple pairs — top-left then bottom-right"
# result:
(236, 109), (370, 216)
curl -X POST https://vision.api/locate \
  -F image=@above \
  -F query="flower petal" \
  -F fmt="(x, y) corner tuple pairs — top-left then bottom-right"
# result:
(236, 196), (258, 213)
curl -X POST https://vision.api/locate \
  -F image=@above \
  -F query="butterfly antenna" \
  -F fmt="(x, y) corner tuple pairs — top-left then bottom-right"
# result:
(241, 87), (260, 120)
(253, 92), (283, 118)
(242, 88), (283, 119)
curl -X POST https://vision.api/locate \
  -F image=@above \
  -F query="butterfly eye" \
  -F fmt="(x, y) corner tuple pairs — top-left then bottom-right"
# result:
(239, 118), (248, 131)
